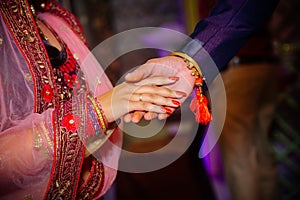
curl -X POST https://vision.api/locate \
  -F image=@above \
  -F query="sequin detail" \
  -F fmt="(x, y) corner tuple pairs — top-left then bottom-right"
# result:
(61, 114), (81, 132)
(42, 84), (54, 103)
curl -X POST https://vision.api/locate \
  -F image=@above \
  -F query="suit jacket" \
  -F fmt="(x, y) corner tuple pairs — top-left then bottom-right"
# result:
(181, 0), (279, 85)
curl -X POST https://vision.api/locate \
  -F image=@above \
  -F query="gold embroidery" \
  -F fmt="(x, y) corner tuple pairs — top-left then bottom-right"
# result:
(55, 181), (59, 188)
(25, 73), (32, 82)
(51, 3), (88, 45)
(77, 160), (104, 199)
(0, 38), (3, 45)
(59, 181), (70, 195)
(0, 0), (56, 112)
(2, 2), (104, 199)
(73, 53), (79, 60)
(33, 130), (42, 149)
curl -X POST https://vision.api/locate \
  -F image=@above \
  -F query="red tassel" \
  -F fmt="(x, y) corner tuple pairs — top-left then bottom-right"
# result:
(190, 87), (212, 124)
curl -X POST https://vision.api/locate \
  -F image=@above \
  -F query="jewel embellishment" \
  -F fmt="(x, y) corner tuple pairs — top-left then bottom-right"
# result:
(61, 114), (81, 132)
(64, 73), (79, 88)
(42, 84), (54, 103)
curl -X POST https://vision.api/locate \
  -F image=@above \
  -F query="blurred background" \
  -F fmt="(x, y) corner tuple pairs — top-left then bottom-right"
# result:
(58, 0), (300, 200)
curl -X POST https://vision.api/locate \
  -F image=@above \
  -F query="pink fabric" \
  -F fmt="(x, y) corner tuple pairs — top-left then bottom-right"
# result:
(0, 10), (122, 199)
(38, 13), (112, 95)
(0, 14), (53, 199)
(39, 12), (122, 199)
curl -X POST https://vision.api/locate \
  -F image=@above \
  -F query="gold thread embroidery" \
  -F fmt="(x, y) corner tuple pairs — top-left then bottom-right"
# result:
(0, 0), (56, 113)
(33, 130), (42, 149)
(25, 73), (32, 82)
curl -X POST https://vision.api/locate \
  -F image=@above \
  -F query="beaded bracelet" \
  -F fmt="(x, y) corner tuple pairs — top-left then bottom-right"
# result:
(169, 52), (212, 124)
(87, 100), (103, 136)
(87, 94), (108, 133)
(169, 51), (203, 77)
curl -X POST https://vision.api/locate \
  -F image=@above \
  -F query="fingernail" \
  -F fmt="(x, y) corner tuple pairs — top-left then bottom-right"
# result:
(169, 76), (179, 81)
(176, 91), (187, 97)
(161, 107), (167, 113)
(164, 107), (173, 114)
(132, 118), (140, 124)
(172, 99), (181, 106)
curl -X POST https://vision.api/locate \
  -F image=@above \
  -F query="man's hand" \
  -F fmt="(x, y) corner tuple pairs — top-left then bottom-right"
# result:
(124, 55), (195, 122)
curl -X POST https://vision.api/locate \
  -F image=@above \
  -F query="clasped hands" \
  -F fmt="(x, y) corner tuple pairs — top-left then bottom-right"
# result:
(98, 55), (196, 124)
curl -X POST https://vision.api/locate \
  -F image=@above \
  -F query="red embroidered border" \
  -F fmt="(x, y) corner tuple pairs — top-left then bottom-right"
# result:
(0, 0), (56, 113)
(50, 1), (89, 47)
(1, 1), (105, 199)
(47, 2), (106, 198)
(78, 159), (105, 199)
(46, 97), (86, 199)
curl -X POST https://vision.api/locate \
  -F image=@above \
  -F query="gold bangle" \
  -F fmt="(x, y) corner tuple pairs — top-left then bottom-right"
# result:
(87, 94), (108, 133)
(169, 51), (203, 78)
(170, 51), (212, 124)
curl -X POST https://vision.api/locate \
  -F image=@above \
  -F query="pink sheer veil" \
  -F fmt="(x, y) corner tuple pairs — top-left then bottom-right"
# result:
(39, 13), (123, 198)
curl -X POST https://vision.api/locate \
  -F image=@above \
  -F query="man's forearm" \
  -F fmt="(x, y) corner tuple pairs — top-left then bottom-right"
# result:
(180, 0), (280, 84)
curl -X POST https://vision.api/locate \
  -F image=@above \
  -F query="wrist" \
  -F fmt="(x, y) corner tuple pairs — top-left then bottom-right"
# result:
(169, 51), (212, 124)
(85, 93), (120, 157)
(169, 52), (203, 78)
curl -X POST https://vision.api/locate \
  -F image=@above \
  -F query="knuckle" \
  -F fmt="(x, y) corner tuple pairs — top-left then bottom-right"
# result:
(139, 101), (147, 109)
(145, 103), (154, 111)
(148, 93), (156, 100)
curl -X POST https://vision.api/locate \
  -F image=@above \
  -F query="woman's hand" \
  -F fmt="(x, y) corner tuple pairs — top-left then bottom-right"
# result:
(124, 56), (195, 122)
(96, 76), (186, 123)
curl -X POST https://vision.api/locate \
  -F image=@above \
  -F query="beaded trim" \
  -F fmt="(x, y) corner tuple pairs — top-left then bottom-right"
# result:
(87, 100), (103, 136)
(77, 159), (105, 199)
(0, 0), (56, 113)
(87, 94), (108, 134)
(50, 1), (89, 46)
(169, 51), (212, 124)
(169, 51), (203, 78)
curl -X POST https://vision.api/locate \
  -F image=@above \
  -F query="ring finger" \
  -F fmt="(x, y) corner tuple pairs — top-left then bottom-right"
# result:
(131, 93), (180, 108)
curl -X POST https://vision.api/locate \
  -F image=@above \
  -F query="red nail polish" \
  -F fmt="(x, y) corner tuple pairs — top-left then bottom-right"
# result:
(169, 76), (179, 81)
(172, 100), (181, 106)
(164, 107), (173, 114)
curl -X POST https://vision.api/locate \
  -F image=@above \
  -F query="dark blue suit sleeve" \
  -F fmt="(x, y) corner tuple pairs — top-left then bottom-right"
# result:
(180, 0), (279, 84)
